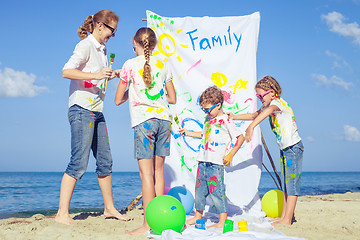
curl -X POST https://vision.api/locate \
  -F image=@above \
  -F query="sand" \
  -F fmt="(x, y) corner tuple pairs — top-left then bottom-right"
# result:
(0, 192), (359, 240)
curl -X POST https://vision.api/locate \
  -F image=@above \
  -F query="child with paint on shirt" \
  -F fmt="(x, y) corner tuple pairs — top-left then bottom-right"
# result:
(179, 85), (245, 229)
(228, 75), (304, 226)
(114, 27), (176, 235)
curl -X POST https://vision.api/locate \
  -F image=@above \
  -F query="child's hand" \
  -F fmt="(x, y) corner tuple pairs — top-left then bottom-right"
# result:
(114, 69), (121, 78)
(226, 112), (235, 120)
(245, 126), (254, 142)
(178, 127), (187, 136)
(223, 153), (234, 167)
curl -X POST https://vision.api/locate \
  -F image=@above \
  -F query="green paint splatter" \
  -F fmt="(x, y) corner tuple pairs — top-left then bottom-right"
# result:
(180, 155), (192, 172)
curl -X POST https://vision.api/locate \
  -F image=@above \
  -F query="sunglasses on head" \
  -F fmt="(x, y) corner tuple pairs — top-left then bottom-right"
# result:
(201, 101), (223, 115)
(102, 22), (116, 35)
(256, 90), (272, 101)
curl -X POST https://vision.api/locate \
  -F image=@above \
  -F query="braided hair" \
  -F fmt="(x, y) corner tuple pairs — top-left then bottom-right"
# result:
(255, 76), (282, 97)
(133, 27), (157, 88)
(77, 9), (119, 40)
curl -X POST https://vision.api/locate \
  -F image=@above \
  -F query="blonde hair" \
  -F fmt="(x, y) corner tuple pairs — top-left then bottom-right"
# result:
(133, 27), (157, 88)
(77, 9), (119, 40)
(255, 75), (282, 97)
(199, 86), (224, 106)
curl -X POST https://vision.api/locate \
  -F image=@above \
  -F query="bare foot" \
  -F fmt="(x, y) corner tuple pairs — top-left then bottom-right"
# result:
(271, 219), (292, 226)
(207, 222), (224, 229)
(54, 213), (76, 225)
(126, 225), (150, 235)
(104, 209), (132, 221)
(269, 218), (281, 223)
(185, 216), (202, 226)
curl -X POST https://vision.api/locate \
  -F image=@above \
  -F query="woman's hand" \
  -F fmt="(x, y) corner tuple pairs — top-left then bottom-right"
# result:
(95, 68), (113, 80)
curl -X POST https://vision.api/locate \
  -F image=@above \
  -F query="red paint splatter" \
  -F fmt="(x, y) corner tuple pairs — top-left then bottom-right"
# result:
(222, 90), (235, 104)
(84, 80), (96, 88)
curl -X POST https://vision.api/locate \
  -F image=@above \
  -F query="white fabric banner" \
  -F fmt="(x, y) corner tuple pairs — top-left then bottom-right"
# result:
(147, 11), (263, 215)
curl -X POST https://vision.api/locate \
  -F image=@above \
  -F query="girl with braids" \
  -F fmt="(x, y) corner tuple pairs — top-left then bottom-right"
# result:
(228, 75), (304, 226)
(115, 27), (176, 235)
(55, 9), (131, 225)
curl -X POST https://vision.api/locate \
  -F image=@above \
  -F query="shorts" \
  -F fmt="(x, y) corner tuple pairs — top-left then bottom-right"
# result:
(195, 162), (227, 213)
(65, 104), (112, 180)
(280, 140), (304, 196)
(133, 118), (171, 159)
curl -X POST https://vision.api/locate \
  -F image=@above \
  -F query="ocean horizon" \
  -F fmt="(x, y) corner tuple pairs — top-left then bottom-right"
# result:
(1, 171), (359, 219)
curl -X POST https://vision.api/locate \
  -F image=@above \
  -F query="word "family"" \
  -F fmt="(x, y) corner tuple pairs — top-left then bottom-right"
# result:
(186, 26), (242, 53)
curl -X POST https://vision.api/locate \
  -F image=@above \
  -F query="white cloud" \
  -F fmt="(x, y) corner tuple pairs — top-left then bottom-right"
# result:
(325, 50), (353, 71)
(312, 73), (353, 91)
(343, 125), (360, 142)
(322, 11), (360, 46)
(0, 67), (48, 97)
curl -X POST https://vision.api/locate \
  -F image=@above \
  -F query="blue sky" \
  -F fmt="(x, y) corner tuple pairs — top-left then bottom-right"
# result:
(1, 0), (359, 172)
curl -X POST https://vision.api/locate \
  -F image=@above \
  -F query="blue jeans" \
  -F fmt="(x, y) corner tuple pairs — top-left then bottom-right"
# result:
(65, 104), (112, 180)
(133, 118), (171, 159)
(195, 162), (227, 213)
(280, 140), (304, 196)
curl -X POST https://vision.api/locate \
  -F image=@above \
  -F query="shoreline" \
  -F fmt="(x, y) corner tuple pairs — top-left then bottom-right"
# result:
(0, 192), (359, 240)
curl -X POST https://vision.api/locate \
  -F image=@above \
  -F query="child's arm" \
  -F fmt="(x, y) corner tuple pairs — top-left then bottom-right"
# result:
(179, 128), (202, 138)
(165, 81), (176, 104)
(227, 110), (261, 121)
(114, 78), (129, 105)
(223, 134), (245, 167)
(245, 105), (279, 142)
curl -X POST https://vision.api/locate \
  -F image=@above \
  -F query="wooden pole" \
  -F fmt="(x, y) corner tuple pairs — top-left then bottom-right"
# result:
(126, 192), (143, 211)
(261, 133), (282, 190)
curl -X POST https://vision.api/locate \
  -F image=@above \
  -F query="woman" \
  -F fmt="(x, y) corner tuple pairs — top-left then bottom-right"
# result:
(55, 9), (130, 225)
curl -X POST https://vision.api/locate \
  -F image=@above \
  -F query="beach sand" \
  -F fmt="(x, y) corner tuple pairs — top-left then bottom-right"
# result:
(0, 192), (359, 240)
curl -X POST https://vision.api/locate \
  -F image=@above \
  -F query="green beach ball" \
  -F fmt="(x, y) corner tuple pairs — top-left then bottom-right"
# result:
(261, 189), (284, 218)
(145, 195), (186, 235)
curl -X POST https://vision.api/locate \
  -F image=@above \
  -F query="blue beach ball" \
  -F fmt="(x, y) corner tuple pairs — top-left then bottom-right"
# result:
(167, 186), (195, 215)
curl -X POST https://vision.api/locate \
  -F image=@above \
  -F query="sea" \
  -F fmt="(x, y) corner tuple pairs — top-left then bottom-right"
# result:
(0, 172), (359, 219)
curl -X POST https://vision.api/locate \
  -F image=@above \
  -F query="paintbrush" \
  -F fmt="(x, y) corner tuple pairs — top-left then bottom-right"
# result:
(105, 53), (115, 94)
(109, 53), (115, 68)
(174, 116), (185, 136)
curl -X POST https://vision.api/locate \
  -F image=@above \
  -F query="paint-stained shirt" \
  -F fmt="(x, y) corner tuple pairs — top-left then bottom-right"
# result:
(265, 97), (301, 150)
(120, 55), (173, 128)
(64, 34), (108, 112)
(198, 114), (242, 165)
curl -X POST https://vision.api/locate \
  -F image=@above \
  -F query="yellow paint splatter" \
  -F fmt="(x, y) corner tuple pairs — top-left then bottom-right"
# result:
(176, 55), (182, 62)
(160, 22), (164, 27)
(138, 69), (144, 76)
(180, 44), (189, 48)
(89, 122), (93, 127)
(153, 51), (159, 55)
(146, 107), (154, 113)
(176, 29), (183, 33)
(158, 33), (176, 57)
(229, 78), (248, 93)
(156, 108), (164, 114)
(211, 72), (227, 87)
(156, 60), (164, 69)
